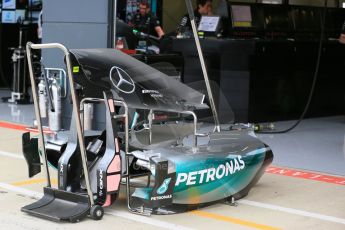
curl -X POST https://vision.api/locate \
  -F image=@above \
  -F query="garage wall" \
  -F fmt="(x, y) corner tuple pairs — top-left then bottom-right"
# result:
(42, 0), (111, 47)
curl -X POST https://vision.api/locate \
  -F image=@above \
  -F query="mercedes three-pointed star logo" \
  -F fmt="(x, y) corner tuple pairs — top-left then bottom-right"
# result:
(109, 66), (136, 94)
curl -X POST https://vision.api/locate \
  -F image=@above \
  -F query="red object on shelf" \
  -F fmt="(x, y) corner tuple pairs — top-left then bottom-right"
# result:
(120, 49), (137, 55)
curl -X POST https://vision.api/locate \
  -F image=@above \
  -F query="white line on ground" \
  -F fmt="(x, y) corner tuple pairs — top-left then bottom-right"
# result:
(0, 182), (194, 230)
(1, 150), (345, 226)
(0, 182), (42, 199)
(0, 150), (24, 159)
(239, 199), (345, 225)
(106, 210), (194, 230)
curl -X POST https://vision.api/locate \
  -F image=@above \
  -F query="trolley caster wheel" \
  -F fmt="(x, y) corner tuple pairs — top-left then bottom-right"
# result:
(90, 205), (104, 220)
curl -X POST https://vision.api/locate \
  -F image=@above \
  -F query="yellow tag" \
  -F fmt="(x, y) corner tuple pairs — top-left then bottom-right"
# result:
(234, 21), (252, 28)
(73, 66), (80, 73)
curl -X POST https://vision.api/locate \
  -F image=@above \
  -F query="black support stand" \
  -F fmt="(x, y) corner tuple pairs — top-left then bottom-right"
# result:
(2, 26), (31, 104)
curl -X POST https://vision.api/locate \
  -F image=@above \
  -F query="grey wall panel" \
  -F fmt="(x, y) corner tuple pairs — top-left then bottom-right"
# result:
(43, 23), (109, 49)
(43, 0), (109, 23)
(42, 22), (109, 71)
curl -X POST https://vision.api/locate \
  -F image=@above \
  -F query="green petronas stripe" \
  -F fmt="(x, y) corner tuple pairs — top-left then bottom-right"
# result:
(173, 148), (266, 194)
(132, 148), (267, 202)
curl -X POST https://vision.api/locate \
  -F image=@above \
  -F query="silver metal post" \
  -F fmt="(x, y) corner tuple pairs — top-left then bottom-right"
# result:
(28, 43), (95, 206)
(113, 0), (118, 48)
(65, 54), (94, 206)
(181, 110), (209, 147)
(111, 101), (132, 213)
(184, 0), (220, 132)
(148, 110), (153, 145)
(182, 111), (198, 146)
(65, 50), (94, 206)
(19, 30), (23, 48)
(111, 100), (149, 215)
(113, 100), (129, 156)
(26, 42), (51, 187)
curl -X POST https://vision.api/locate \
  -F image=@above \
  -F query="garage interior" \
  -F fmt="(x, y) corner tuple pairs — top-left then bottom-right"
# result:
(0, 0), (344, 229)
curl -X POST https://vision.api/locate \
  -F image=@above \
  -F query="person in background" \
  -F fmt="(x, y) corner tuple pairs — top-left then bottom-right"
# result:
(177, 0), (213, 34)
(339, 21), (345, 44)
(129, 0), (165, 39)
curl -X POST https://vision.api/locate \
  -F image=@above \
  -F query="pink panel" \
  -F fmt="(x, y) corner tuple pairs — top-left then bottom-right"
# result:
(108, 99), (115, 113)
(107, 155), (121, 173)
(107, 174), (120, 192)
(115, 138), (119, 153)
(103, 194), (112, 207)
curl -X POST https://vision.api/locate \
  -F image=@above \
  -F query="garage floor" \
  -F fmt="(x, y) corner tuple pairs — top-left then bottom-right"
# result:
(0, 89), (344, 229)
